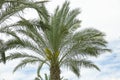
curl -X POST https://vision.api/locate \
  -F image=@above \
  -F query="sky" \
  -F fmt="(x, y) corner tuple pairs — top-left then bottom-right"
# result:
(0, 0), (120, 80)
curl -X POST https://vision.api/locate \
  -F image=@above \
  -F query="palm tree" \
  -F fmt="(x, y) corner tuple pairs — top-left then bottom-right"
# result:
(0, 1), (110, 80)
(0, 0), (48, 64)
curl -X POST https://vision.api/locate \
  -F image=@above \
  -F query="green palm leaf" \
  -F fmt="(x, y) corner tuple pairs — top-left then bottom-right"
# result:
(13, 58), (40, 72)
(0, 39), (6, 63)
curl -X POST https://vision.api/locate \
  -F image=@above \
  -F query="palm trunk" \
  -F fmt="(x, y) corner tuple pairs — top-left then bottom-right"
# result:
(50, 62), (61, 80)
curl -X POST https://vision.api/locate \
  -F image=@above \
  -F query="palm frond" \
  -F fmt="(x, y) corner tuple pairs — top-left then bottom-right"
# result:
(62, 58), (100, 77)
(13, 58), (40, 72)
(69, 64), (80, 77)
(37, 62), (45, 78)
(15, 17), (49, 48)
(64, 28), (111, 57)
(0, 0), (48, 24)
(0, 52), (6, 63)
(0, 39), (6, 63)
(6, 52), (40, 60)
(6, 39), (46, 57)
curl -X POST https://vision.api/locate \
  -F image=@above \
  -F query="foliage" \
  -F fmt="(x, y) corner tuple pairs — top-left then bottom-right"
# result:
(0, 0), (48, 63)
(0, 39), (6, 63)
(35, 74), (50, 80)
(0, 1), (110, 79)
(0, 0), (48, 24)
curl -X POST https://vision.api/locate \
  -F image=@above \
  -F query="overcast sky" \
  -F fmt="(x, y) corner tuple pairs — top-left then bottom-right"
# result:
(0, 0), (120, 80)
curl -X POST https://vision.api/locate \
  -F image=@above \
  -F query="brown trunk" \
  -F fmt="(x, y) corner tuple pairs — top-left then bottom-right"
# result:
(50, 62), (61, 80)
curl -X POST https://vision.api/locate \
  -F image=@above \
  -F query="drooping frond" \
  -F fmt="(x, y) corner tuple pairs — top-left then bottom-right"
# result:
(12, 17), (49, 48)
(6, 52), (40, 60)
(63, 58), (100, 77)
(13, 58), (40, 72)
(0, 39), (6, 63)
(71, 28), (111, 56)
(37, 62), (45, 78)
(0, 52), (6, 63)
(0, 0), (48, 24)
(60, 28), (110, 60)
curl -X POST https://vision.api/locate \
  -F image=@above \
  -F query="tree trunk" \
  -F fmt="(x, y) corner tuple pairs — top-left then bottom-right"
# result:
(50, 62), (61, 80)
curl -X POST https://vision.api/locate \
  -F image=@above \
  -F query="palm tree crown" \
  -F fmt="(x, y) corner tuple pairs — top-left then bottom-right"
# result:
(0, 1), (110, 80)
